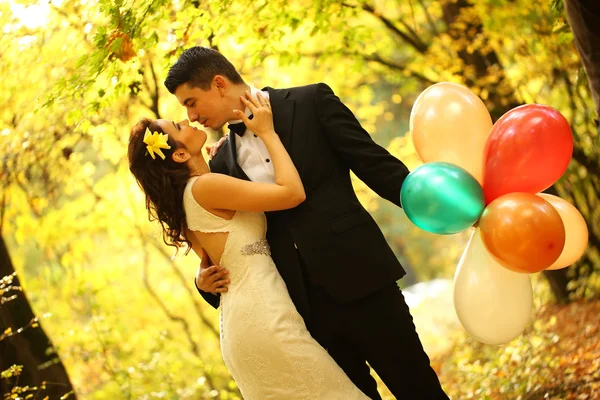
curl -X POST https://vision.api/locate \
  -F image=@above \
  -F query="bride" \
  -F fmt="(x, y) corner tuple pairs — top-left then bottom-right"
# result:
(127, 92), (369, 399)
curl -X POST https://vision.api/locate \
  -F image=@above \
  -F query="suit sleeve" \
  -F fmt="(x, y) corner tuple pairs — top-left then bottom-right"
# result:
(315, 83), (410, 207)
(194, 278), (221, 309)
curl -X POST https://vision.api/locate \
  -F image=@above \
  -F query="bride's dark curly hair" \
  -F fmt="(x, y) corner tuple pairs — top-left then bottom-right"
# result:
(128, 118), (191, 252)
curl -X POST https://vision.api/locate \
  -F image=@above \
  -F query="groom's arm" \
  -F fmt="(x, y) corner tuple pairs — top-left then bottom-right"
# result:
(315, 83), (409, 207)
(195, 262), (222, 309)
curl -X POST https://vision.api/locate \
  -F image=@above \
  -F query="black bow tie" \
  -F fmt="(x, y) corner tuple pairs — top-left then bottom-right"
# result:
(229, 114), (253, 137)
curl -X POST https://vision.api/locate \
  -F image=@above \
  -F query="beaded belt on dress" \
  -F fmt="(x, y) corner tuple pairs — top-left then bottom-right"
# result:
(241, 239), (271, 256)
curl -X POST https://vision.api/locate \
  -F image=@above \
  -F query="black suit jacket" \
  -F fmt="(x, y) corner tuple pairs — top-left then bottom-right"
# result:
(200, 83), (410, 320)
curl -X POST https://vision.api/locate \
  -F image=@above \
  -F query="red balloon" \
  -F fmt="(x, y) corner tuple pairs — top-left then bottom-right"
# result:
(482, 104), (573, 204)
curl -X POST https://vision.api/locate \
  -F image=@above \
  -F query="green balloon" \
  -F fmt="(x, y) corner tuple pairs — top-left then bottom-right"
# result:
(400, 162), (485, 234)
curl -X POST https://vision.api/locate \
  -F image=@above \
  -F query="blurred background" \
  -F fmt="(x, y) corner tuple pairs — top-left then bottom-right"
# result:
(1, 0), (598, 398)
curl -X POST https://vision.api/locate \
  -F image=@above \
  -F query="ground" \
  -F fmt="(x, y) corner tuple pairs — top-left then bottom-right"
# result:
(404, 279), (600, 400)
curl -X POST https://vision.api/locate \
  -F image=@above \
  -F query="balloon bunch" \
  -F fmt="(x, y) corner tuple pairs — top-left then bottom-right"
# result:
(403, 82), (588, 345)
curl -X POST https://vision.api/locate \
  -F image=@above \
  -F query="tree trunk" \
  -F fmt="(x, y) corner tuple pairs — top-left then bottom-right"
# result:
(543, 268), (571, 304)
(0, 236), (77, 398)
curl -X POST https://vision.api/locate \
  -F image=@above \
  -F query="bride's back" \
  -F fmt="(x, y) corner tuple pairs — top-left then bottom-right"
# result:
(192, 230), (229, 265)
(183, 177), (268, 272)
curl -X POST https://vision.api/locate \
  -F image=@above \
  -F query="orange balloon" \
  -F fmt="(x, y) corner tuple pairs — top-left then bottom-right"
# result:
(538, 194), (588, 269)
(479, 193), (566, 273)
(410, 82), (492, 183)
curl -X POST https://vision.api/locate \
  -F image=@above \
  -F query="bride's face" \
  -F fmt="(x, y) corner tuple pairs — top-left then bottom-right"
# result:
(156, 119), (207, 156)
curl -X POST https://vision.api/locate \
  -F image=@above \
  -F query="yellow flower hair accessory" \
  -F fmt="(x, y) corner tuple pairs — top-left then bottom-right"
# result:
(143, 128), (171, 160)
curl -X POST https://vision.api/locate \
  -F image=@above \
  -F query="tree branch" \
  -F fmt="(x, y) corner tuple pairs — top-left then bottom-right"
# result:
(416, 0), (440, 36)
(363, 53), (435, 84)
(148, 61), (161, 119)
(151, 242), (220, 339)
(138, 237), (219, 393)
(140, 243), (201, 357)
(359, 3), (429, 53)
(90, 314), (132, 397)
(396, 8), (425, 48)
(299, 50), (435, 84)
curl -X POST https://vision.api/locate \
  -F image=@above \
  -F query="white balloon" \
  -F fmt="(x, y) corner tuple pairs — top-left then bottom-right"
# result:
(453, 228), (533, 345)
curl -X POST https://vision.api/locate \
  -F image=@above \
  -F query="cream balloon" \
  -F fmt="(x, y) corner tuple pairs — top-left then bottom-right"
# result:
(410, 82), (492, 183)
(453, 228), (533, 345)
(538, 194), (588, 270)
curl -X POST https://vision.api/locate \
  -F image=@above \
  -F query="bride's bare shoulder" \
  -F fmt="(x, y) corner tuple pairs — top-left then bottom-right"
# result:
(191, 173), (235, 206)
(192, 173), (232, 190)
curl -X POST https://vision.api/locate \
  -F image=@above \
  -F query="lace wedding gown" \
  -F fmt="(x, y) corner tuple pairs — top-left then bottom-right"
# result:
(184, 176), (369, 399)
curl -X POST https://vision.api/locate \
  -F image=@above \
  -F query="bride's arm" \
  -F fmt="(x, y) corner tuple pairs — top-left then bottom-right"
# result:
(192, 92), (305, 212)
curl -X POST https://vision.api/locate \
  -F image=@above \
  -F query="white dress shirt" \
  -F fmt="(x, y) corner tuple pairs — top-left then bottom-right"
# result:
(231, 86), (276, 184)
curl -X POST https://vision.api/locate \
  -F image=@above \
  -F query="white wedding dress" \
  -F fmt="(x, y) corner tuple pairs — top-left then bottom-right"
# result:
(184, 176), (370, 400)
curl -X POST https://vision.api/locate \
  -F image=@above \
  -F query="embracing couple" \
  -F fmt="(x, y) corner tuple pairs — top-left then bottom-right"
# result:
(128, 46), (448, 399)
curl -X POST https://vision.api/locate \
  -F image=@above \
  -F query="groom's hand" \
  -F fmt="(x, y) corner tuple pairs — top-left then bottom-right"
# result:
(205, 135), (227, 159)
(196, 249), (230, 294)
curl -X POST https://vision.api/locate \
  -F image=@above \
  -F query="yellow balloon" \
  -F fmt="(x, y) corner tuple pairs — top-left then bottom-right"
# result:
(409, 82), (492, 183)
(453, 229), (533, 345)
(538, 194), (588, 269)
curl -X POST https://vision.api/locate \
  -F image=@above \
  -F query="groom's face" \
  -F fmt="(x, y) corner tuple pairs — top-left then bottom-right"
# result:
(174, 78), (234, 132)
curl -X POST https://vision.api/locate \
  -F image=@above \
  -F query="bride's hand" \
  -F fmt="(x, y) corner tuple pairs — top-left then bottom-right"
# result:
(235, 92), (275, 137)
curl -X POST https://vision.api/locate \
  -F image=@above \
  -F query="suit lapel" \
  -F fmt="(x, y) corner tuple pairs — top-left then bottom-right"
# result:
(221, 131), (250, 181)
(265, 87), (295, 151)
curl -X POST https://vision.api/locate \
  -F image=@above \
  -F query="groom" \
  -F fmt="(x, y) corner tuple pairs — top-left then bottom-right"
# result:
(165, 46), (448, 399)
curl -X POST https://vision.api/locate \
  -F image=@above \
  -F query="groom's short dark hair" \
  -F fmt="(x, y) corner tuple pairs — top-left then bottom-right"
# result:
(164, 46), (245, 94)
